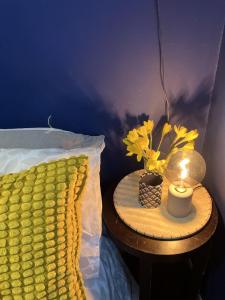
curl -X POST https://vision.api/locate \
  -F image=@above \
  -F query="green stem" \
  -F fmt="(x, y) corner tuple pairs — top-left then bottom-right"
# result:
(173, 138), (187, 147)
(169, 136), (182, 150)
(149, 133), (152, 150)
(157, 135), (164, 151)
(143, 157), (148, 171)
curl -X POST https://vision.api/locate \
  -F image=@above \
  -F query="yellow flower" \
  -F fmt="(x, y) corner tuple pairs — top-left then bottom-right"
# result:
(123, 119), (199, 173)
(157, 122), (172, 151)
(146, 159), (157, 171)
(145, 150), (160, 171)
(137, 125), (148, 137)
(181, 141), (195, 150)
(173, 125), (199, 147)
(126, 137), (149, 161)
(123, 138), (130, 146)
(126, 151), (133, 157)
(144, 120), (154, 134)
(174, 129), (199, 148)
(139, 136), (149, 149)
(126, 129), (139, 143)
(126, 144), (139, 156)
(174, 125), (188, 139)
(183, 130), (199, 142)
(123, 128), (139, 146)
(146, 149), (160, 160)
(156, 160), (167, 175)
(162, 122), (172, 137)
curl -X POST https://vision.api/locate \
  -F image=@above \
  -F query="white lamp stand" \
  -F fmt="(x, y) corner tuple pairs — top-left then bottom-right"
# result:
(167, 184), (193, 218)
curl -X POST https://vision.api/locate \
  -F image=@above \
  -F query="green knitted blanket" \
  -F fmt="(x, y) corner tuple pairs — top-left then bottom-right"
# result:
(0, 155), (88, 300)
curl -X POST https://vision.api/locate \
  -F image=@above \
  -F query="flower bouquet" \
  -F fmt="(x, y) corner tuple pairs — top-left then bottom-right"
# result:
(123, 120), (199, 208)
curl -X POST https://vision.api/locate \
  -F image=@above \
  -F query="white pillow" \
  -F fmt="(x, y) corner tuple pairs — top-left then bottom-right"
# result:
(0, 128), (105, 279)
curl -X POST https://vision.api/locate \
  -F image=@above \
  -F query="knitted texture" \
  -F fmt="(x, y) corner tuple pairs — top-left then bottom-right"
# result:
(0, 155), (88, 300)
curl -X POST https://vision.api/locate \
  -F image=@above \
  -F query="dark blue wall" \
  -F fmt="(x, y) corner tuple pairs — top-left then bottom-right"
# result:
(0, 0), (224, 183)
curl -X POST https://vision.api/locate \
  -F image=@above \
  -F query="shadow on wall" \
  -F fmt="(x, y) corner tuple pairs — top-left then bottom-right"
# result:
(50, 85), (150, 187)
(170, 77), (212, 129)
(50, 78), (211, 188)
(0, 77), (211, 188)
(156, 77), (212, 151)
(143, 77), (212, 156)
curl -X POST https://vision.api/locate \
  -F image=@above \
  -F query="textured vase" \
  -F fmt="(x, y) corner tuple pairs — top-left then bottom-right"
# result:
(139, 172), (163, 208)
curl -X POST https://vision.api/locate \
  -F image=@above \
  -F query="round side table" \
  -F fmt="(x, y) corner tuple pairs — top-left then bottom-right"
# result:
(103, 180), (218, 300)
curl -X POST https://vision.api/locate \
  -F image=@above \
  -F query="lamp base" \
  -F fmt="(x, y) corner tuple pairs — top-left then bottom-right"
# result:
(167, 184), (193, 218)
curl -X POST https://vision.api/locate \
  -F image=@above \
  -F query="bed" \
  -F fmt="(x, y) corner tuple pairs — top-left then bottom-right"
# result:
(0, 128), (138, 300)
(85, 232), (138, 300)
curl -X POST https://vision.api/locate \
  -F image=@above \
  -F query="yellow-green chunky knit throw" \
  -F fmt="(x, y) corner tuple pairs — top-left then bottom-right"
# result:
(0, 155), (88, 300)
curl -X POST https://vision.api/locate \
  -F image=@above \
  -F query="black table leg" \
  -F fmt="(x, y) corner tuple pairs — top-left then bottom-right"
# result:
(139, 256), (152, 300)
(187, 243), (212, 300)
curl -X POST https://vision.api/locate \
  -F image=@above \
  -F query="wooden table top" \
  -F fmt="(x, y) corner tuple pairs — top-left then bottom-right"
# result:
(103, 180), (218, 260)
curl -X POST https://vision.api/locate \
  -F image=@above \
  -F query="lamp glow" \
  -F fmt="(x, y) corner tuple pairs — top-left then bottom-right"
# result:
(175, 158), (190, 192)
(179, 158), (190, 180)
(164, 150), (206, 218)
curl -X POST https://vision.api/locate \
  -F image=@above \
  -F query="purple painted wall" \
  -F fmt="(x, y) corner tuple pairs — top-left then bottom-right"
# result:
(0, 1), (225, 297)
(203, 26), (225, 300)
(204, 26), (225, 223)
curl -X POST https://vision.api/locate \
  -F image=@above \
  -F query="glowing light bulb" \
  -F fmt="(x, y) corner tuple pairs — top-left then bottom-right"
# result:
(179, 158), (190, 180)
(164, 150), (206, 218)
(175, 158), (190, 193)
(164, 150), (206, 189)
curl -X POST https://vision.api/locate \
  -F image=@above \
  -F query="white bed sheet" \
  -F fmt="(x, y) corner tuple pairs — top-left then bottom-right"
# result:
(84, 234), (139, 300)
(0, 128), (105, 279)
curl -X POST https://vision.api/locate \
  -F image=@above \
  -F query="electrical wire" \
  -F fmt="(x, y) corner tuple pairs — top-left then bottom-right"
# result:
(154, 0), (170, 122)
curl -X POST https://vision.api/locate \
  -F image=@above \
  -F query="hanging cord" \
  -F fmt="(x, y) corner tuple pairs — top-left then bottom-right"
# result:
(154, 0), (170, 122)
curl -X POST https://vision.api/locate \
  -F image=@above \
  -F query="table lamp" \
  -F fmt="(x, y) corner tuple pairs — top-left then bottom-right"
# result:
(164, 149), (206, 217)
